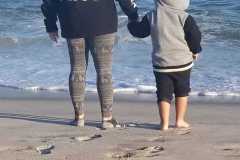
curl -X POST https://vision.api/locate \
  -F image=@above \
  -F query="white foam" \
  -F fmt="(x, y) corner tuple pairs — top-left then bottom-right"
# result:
(220, 92), (240, 97)
(192, 91), (240, 97)
(137, 85), (156, 93)
(25, 86), (46, 91)
(198, 92), (219, 96)
(189, 91), (199, 96)
(48, 86), (68, 92)
(0, 37), (19, 46)
(114, 88), (138, 94)
(12, 37), (19, 43)
(1, 84), (240, 98)
(53, 38), (66, 47)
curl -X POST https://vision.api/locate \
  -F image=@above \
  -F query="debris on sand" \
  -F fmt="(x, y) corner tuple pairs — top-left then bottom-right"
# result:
(110, 145), (164, 159)
(36, 144), (54, 155)
(73, 134), (102, 142)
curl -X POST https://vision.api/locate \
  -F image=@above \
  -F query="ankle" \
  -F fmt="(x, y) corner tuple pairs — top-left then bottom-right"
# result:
(103, 116), (113, 121)
(160, 125), (169, 131)
(176, 119), (186, 124)
(75, 113), (85, 121)
(160, 123), (169, 131)
(175, 120), (190, 128)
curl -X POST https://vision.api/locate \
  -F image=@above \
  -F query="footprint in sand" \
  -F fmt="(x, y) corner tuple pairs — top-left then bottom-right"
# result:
(109, 145), (164, 159)
(174, 127), (191, 135)
(110, 151), (136, 159)
(0, 145), (34, 153)
(72, 134), (102, 142)
(147, 135), (165, 142)
(217, 144), (240, 158)
(136, 146), (164, 157)
(0, 146), (10, 152)
(158, 127), (191, 137)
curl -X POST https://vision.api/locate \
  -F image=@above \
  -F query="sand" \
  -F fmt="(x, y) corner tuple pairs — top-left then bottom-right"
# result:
(0, 87), (240, 160)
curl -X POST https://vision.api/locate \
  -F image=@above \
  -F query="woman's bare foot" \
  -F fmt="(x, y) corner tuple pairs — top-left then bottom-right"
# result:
(175, 120), (190, 128)
(101, 117), (122, 129)
(71, 114), (85, 127)
(71, 119), (85, 127)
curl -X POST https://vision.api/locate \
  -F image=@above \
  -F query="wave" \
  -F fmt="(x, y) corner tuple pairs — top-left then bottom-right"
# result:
(0, 36), (49, 46)
(1, 84), (240, 97)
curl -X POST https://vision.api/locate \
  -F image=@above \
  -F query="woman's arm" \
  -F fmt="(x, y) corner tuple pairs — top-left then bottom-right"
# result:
(41, 0), (59, 33)
(128, 15), (151, 38)
(116, 0), (139, 21)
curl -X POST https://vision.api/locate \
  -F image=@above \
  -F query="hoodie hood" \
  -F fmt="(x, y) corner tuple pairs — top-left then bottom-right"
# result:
(157, 0), (190, 11)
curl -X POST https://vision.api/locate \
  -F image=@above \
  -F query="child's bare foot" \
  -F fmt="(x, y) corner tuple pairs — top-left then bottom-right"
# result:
(160, 124), (169, 131)
(175, 121), (190, 128)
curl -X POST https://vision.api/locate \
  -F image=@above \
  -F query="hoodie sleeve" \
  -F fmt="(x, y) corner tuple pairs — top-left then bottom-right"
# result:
(184, 15), (202, 54)
(41, 0), (59, 33)
(116, 0), (139, 21)
(127, 15), (151, 38)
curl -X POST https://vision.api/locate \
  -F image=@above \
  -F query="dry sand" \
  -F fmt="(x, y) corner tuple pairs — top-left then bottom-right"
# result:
(0, 87), (240, 160)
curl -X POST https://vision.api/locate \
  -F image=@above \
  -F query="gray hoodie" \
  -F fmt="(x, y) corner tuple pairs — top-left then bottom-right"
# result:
(148, 0), (194, 72)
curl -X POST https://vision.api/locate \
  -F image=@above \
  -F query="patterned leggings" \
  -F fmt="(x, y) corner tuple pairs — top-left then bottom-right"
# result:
(67, 33), (115, 120)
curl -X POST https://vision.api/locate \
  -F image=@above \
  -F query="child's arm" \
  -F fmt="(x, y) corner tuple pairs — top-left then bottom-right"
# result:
(116, 0), (139, 21)
(41, 0), (59, 33)
(184, 15), (202, 55)
(127, 15), (151, 38)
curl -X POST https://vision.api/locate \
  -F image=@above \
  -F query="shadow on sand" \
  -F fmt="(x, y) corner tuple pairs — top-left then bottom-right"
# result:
(0, 112), (101, 128)
(0, 112), (165, 130)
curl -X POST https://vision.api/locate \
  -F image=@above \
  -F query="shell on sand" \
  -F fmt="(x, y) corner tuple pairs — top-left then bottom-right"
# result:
(74, 134), (102, 142)
(36, 144), (54, 154)
(74, 136), (92, 142)
(127, 123), (137, 127)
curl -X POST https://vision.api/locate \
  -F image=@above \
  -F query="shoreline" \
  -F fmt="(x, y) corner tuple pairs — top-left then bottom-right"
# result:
(1, 86), (240, 104)
(0, 87), (240, 159)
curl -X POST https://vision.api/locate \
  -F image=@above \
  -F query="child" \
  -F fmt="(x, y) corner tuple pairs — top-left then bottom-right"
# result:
(128, 0), (202, 130)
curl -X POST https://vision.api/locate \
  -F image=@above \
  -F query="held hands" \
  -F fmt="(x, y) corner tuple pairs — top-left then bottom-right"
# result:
(192, 53), (199, 61)
(48, 32), (59, 43)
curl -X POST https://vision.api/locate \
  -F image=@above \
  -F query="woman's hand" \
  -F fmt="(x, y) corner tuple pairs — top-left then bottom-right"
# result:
(48, 32), (59, 43)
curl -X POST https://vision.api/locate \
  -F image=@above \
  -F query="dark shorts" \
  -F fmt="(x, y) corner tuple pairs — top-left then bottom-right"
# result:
(154, 69), (191, 103)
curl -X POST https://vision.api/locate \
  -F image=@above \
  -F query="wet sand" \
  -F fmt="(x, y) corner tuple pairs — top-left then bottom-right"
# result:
(0, 87), (240, 160)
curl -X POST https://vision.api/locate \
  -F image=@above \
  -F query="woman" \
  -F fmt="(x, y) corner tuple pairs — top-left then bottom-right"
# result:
(41, 0), (138, 128)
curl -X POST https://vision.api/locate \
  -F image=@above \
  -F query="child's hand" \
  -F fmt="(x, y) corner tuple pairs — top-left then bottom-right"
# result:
(48, 32), (59, 43)
(192, 54), (199, 61)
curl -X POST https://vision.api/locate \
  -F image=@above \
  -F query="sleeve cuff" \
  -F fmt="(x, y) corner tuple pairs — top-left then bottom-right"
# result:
(44, 19), (58, 33)
(192, 47), (202, 54)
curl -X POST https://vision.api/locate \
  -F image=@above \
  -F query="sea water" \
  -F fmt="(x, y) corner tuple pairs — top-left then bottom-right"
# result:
(0, 0), (240, 97)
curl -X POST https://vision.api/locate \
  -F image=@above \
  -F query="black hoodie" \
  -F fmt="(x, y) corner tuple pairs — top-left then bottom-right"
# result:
(41, 0), (138, 38)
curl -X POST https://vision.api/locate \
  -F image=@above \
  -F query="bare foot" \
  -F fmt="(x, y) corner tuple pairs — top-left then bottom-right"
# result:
(175, 121), (190, 128)
(70, 119), (85, 127)
(71, 114), (85, 127)
(160, 124), (169, 131)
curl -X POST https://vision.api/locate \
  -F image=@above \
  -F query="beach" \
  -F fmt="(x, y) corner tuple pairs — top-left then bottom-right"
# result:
(0, 87), (240, 160)
(0, 0), (240, 159)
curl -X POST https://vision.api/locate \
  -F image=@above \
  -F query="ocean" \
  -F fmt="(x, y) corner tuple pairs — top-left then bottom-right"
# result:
(0, 0), (240, 97)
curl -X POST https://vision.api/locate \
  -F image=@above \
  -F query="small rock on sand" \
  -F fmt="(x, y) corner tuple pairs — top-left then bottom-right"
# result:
(36, 144), (54, 155)
(73, 134), (102, 142)
(127, 123), (137, 127)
